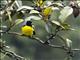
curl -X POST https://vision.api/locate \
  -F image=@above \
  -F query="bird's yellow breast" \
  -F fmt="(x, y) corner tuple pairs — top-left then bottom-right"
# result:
(21, 26), (34, 37)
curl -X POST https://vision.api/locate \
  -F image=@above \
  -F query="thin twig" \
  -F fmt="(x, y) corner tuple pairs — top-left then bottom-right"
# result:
(0, 31), (68, 50)
(31, 37), (68, 50)
(1, 31), (80, 60)
(1, 49), (26, 60)
(48, 26), (61, 40)
(1, 0), (15, 15)
(0, 31), (21, 35)
(0, 40), (26, 60)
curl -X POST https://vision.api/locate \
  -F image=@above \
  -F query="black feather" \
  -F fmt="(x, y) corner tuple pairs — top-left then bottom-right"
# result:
(26, 21), (32, 27)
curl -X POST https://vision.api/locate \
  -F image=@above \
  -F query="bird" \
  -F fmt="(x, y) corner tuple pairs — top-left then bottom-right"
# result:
(21, 21), (35, 37)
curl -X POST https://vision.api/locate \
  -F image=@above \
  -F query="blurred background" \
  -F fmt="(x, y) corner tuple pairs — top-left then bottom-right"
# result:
(1, 0), (80, 60)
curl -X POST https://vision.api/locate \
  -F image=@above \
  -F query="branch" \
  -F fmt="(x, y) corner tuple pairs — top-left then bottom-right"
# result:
(1, 49), (26, 60)
(0, 31), (68, 51)
(0, 40), (26, 60)
(1, 0), (15, 14)
(48, 26), (61, 40)
(1, 31), (80, 60)
(0, 31), (22, 36)
(31, 37), (68, 51)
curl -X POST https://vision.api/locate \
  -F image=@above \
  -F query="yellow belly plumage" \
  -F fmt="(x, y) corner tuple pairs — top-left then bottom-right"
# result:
(21, 26), (34, 37)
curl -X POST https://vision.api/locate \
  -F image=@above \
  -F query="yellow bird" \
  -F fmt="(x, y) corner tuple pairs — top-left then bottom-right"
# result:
(21, 21), (35, 37)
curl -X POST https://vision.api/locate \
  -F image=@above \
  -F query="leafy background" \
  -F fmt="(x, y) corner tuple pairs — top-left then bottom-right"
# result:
(1, 0), (80, 60)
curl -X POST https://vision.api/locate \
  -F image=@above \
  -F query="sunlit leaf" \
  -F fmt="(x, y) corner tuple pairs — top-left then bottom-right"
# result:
(78, 2), (80, 6)
(6, 11), (12, 22)
(52, 3), (64, 7)
(61, 23), (70, 30)
(72, 49), (80, 51)
(0, 30), (3, 32)
(17, 6), (34, 11)
(0, 26), (7, 28)
(0, 30), (3, 36)
(0, 40), (6, 43)
(1, 53), (7, 60)
(15, 0), (22, 8)
(45, 22), (52, 33)
(50, 7), (60, 21)
(44, 1), (52, 6)
(59, 6), (73, 23)
(51, 20), (61, 26)
(25, 15), (41, 21)
(66, 38), (72, 48)
(64, 56), (72, 60)
(51, 21), (71, 30)
(15, 19), (24, 25)
(5, 46), (10, 48)
(29, 10), (39, 14)
(69, 28), (75, 31)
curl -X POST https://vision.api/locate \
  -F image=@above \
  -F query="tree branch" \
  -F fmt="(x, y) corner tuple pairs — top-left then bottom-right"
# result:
(0, 40), (26, 60)
(0, 31), (68, 51)
(1, 49), (26, 60)
(0, 31), (80, 60)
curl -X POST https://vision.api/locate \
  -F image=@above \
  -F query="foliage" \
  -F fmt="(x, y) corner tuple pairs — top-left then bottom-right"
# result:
(0, 0), (80, 60)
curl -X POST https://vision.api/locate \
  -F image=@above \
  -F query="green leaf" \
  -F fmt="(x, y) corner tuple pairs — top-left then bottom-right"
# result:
(29, 10), (39, 14)
(15, 0), (22, 8)
(52, 3), (64, 7)
(59, 6), (73, 23)
(0, 26), (7, 28)
(0, 39), (5, 43)
(17, 6), (34, 11)
(25, 15), (41, 21)
(72, 49), (80, 51)
(60, 23), (70, 30)
(66, 38), (72, 48)
(78, 3), (80, 7)
(50, 7), (60, 21)
(45, 22), (52, 33)
(51, 21), (72, 31)
(69, 28), (75, 31)
(77, 1), (80, 7)
(7, 11), (12, 22)
(45, 1), (52, 6)
(51, 20), (61, 26)
(15, 19), (24, 25)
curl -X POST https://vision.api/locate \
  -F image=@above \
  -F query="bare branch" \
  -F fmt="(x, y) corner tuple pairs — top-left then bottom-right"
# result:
(31, 37), (68, 50)
(0, 40), (26, 60)
(0, 31), (80, 60)
(0, 31), (68, 51)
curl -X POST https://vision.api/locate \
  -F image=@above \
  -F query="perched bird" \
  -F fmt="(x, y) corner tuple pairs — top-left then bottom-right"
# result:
(21, 21), (35, 37)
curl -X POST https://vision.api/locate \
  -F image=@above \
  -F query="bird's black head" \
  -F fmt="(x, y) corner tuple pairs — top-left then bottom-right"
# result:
(26, 21), (32, 26)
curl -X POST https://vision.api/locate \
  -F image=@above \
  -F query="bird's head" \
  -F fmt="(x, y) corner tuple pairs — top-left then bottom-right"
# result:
(26, 21), (32, 26)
